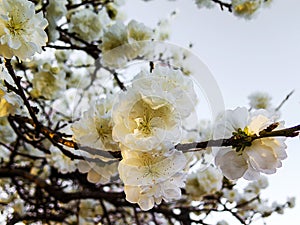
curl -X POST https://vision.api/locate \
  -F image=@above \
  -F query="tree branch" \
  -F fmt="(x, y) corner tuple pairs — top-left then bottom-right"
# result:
(275, 90), (294, 111)
(0, 168), (125, 203)
(4, 59), (40, 129)
(211, 0), (232, 12)
(176, 123), (300, 152)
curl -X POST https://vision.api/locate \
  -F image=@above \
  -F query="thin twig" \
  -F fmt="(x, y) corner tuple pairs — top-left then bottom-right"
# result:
(211, 0), (232, 12)
(275, 90), (294, 111)
(4, 59), (40, 129)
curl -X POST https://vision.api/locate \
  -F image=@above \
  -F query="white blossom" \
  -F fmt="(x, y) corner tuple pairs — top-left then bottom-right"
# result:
(244, 175), (269, 195)
(0, 0), (48, 60)
(214, 107), (287, 180)
(101, 21), (128, 67)
(69, 8), (109, 43)
(0, 84), (22, 117)
(186, 165), (223, 200)
(119, 148), (187, 210)
(232, 0), (261, 19)
(254, 199), (273, 215)
(101, 20), (154, 68)
(248, 92), (272, 110)
(113, 66), (197, 151)
(132, 66), (198, 119)
(52, 88), (91, 118)
(127, 20), (153, 44)
(223, 188), (242, 203)
(77, 160), (119, 184)
(72, 96), (119, 153)
(30, 63), (66, 100)
(112, 90), (179, 152)
(126, 20), (153, 58)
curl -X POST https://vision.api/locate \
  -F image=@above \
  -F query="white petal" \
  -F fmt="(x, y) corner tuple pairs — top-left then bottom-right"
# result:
(243, 167), (261, 180)
(124, 185), (140, 203)
(119, 150), (186, 186)
(225, 107), (249, 130)
(163, 185), (181, 200)
(138, 194), (155, 211)
(215, 150), (247, 180)
(213, 107), (249, 139)
(248, 114), (270, 134)
(262, 138), (287, 160)
(246, 141), (277, 172)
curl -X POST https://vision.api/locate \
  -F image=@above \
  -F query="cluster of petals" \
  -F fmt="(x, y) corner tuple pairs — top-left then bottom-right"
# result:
(232, 0), (271, 18)
(213, 107), (287, 180)
(112, 66), (197, 152)
(186, 165), (223, 200)
(0, 0), (48, 60)
(112, 65), (197, 209)
(77, 160), (119, 184)
(30, 64), (66, 100)
(72, 96), (121, 184)
(72, 96), (119, 153)
(101, 20), (154, 68)
(119, 148), (187, 210)
(69, 8), (109, 43)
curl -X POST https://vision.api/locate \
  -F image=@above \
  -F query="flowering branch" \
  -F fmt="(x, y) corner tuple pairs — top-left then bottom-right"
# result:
(0, 0), (296, 224)
(176, 123), (300, 152)
(10, 115), (122, 161)
(11, 112), (300, 161)
(11, 114), (300, 162)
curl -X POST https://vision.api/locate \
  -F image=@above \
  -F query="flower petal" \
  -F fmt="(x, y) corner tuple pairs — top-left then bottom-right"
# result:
(215, 149), (247, 180)
(246, 140), (278, 172)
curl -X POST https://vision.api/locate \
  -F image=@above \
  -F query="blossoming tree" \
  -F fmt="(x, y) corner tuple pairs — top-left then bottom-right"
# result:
(0, 0), (297, 224)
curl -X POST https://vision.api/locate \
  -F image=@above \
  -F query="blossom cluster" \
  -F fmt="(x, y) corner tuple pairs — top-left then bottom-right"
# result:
(72, 65), (198, 210)
(0, 0), (48, 60)
(0, 0), (296, 223)
(213, 107), (287, 180)
(195, 0), (273, 19)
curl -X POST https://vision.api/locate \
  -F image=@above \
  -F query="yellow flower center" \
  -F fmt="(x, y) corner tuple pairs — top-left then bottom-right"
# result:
(232, 127), (253, 153)
(234, 1), (259, 15)
(131, 98), (173, 137)
(140, 154), (161, 181)
(6, 15), (28, 36)
(135, 116), (152, 136)
(95, 118), (112, 142)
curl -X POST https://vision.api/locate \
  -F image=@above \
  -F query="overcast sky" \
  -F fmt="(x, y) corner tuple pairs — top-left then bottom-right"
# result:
(124, 0), (300, 224)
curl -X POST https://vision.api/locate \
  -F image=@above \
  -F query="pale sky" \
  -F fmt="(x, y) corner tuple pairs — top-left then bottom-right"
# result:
(124, 0), (300, 224)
